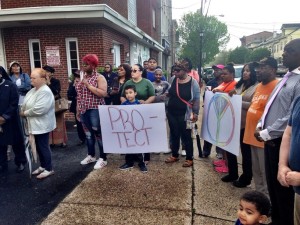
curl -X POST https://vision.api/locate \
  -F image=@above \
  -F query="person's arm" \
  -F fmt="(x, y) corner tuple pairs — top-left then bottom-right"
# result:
(24, 74), (32, 91)
(277, 125), (292, 187)
(140, 80), (155, 104)
(85, 75), (107, 98)
(191, 79), (201, 122)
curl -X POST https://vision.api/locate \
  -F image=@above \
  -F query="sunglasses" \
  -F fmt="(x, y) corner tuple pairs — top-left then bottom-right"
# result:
(173, 68), (181, 72)
(132, 69), (140, 73)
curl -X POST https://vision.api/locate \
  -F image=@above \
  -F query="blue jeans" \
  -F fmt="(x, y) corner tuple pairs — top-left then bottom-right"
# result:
(81, 109), (106, 160)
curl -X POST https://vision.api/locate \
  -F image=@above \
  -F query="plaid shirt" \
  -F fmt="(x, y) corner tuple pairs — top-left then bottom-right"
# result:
(76, 72), (105, 113)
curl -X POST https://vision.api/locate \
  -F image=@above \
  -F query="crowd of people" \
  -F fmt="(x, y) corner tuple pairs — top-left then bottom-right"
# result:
(0, 38), (300, 225)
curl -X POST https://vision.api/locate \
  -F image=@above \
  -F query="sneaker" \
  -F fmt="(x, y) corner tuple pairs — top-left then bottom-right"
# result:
(36, 170), (54, 179)
(94, 158), (107, 170)
(215, 165), (228, 173)
(216, 153), (223, 159)
(119, 163), (133, 171)
(181, 150), (186, 156)
(32, 167), (45, 175)
(80, 155), (97, 165)
(139, 163), (148, 173)
(213, 159), (226, 167)
(232, 180), (251, 188)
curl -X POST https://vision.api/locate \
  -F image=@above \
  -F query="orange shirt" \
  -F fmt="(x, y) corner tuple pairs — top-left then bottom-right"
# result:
(243, 80), (278, 147)
(213, 80), (237, 93)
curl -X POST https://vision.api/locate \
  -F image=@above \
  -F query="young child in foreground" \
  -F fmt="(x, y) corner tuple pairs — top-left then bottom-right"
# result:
(236, 191), (271, 225)
(119, 85), (148, 173)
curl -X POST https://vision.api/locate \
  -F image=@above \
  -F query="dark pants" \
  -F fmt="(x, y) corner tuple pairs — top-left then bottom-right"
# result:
(264, 137), (294, 225)
(167, 113), (193, 160)
(35, 133), (53, 171)
(226, 129), (252, 182)
(0, 145), (8, 171)
(74, 113), (86, 142)
(12, 142), (27, 166)
(202, 140), (222, 156)
(125, 154), (146, 167)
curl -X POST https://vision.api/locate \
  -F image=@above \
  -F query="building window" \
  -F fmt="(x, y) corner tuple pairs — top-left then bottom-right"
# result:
(152, 9), (156, 28)
(128, 0), (137, 25)
(65, 38), (79, 77)
(28, 39), (42, 70)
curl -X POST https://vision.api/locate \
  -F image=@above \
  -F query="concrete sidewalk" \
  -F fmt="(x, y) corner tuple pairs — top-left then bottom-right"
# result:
(41, 145), (250, 225)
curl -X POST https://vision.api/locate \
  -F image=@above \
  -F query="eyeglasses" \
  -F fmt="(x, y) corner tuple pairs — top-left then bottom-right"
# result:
(173, 68), (181, 72)
(132, 69), (140, 73)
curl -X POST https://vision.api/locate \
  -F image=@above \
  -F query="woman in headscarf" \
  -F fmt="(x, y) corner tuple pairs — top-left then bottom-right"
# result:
(0, 67), (25, 173)
(0, 66), (27, 173)
(76, 54), (108, 170)
(43, 65), (68, 148)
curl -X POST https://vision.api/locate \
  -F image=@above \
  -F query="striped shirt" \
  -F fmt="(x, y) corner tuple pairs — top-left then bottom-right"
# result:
(76, 72), (105, 114)
(263, 68), (300, 139)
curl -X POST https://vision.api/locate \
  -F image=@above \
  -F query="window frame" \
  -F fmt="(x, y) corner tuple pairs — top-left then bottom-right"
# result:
(65, 38), (80, 77)
(28, 39), (42, 70)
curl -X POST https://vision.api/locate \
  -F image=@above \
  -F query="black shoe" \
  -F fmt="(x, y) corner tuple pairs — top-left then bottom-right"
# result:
(233, 180), (251, 188)
(16, 164), (25, 173)
(138, 163), (148, 173)
(221, 175), (238, 182)
(119, 163), (133, 171)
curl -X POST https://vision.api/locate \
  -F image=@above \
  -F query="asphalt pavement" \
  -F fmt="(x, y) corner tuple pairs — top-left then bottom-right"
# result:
(0, 122), (92, 225)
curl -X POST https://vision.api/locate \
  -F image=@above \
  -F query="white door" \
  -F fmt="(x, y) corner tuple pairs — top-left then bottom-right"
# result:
(113, 44), (121, 68)
(0, 30), (6, 68)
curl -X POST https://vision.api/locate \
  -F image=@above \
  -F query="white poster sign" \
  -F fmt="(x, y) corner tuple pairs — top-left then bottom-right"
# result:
(45, 46), (60, 66)
(99, 103), (168, 154)
(201, 91), (241, 156)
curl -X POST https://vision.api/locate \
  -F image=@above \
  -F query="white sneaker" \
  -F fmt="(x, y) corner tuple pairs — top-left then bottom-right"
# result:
(181, 150), (186, 156)
(94, 158), (107, 170)
(32, 167), (45, 175)
(80, 155), (97, 165)
(36, 170), (54, 179)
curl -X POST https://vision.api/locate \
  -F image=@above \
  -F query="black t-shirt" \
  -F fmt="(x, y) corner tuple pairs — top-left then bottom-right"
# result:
(168, 78), (192, 116)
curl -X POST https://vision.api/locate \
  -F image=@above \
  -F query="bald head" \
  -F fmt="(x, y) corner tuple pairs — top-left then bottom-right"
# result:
(283, 38), (300, 71)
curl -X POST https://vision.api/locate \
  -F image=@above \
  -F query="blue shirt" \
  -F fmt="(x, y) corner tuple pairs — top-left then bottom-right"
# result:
(147, 71), (166, 82)
(288, 96), (300, 194)
(121, 99), (140, 105)
(9, 73), (31, 96)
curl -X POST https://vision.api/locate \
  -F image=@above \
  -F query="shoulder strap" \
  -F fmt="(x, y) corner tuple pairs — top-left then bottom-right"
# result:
(176, 78), (192, 108)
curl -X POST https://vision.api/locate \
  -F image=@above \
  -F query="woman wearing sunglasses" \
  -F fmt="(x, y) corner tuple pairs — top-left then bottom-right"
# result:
(120, 64), (155, 172)
(165, 60), (200, 167)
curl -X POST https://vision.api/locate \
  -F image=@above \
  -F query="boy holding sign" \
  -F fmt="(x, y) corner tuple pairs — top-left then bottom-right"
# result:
(119, 85), (148, 173)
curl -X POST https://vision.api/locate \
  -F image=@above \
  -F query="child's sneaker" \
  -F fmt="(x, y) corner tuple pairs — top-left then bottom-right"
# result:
(213, 159), (226, 167)
(214, 165), (228, 173)
(119, 163), (133, 171)
(138, 163), (148, 173)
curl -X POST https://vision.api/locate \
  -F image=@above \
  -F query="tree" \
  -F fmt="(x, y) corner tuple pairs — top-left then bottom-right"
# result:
(249, 48), (271, 62)
(228, 47), (251, 64)
(178, 12), (229, 69)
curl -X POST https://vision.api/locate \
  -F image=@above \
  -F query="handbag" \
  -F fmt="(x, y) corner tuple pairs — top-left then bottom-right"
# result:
(55, 97), (69, 114)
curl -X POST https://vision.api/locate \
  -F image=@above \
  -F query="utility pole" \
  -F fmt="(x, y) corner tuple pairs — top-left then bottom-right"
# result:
(198, 0), (204, 79)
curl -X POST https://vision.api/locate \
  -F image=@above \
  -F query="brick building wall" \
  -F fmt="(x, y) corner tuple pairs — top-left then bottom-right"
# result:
(3, 24), (129, 97)
(1, 0), (128, 19)
(137, 0), (159, 41)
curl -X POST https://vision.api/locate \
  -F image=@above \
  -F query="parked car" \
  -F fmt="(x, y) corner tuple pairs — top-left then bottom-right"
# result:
(277, 64), (288, 77)
(202, 67), (214, 84)
(234, 65), (244, 81)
